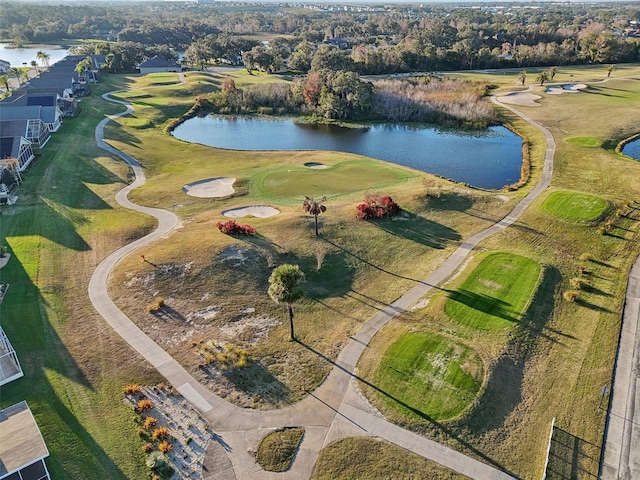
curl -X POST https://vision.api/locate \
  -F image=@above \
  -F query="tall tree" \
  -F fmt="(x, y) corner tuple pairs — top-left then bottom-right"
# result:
(605, 64), (616, 77)
(30, 60), (38, 75)
(36, 51), (50, 69)
(268, 264), (305, 341)
(303, 196), (327, 236)
(549, 66), (558, 80)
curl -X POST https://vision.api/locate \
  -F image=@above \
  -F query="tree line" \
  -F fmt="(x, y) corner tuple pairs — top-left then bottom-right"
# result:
(2, 1), (639, 73)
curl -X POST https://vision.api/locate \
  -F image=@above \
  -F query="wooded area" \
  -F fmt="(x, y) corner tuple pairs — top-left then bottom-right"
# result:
(1, 1), (639, 74)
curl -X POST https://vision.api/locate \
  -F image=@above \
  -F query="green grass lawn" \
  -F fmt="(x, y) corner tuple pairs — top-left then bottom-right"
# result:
(566, 137), (602, 148)
(2, 64), (639, 480)
(444, 252), (542, 330)
(256, 161), (410, 200)
(541, 190), (609, 222)
(373, 333), (484, 421)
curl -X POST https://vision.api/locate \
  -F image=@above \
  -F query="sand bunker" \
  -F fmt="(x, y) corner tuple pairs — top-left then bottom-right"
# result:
(183, 177), (236, 198)
(222, 206), (280, 218)
(496, 92), (541, 107)
(304, 162), (328, 169)
(546, 83), (587, 95)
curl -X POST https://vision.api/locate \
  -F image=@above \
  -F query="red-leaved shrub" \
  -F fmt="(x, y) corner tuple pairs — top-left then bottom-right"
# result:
(356, 195), (401, 220)
(216, 220), (256, 235)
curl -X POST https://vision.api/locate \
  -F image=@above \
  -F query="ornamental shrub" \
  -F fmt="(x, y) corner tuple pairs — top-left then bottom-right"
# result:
(136, 399), (154, 412)
(143, 417), (158, 429)
(356, 195), (401, 220)
(152, 426), (170, 441)
(216, 220), (257, 235)
(158, 440), (173, 454)
(124, 384), (141, 395)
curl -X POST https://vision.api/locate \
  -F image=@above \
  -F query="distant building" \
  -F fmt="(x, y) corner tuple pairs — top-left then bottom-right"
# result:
(0, 401), (51, 480)
(0, 60), (9, 74)
(137, 55), (182, 74)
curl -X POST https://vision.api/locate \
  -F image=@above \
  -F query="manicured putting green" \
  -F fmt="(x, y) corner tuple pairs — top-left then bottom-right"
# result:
(259, 162), (405, 198)
(445, 252), (541, 330)
(566, 137), (601, 148)
(373, 333), (483, 421)
(541, 190), (608, 221)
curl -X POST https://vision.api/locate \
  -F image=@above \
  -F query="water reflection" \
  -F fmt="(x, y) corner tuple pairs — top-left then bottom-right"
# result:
(172, 116), (523, 189)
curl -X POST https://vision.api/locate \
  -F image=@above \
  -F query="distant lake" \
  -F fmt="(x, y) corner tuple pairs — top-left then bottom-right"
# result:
(172, 116), (523, 189)
(0, 43), (71, 68)
(622, 137), (640, 161)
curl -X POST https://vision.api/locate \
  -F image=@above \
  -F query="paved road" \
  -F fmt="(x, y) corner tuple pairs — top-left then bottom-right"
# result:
(601, 254), (640, 479)
(89, 74), (564, 479)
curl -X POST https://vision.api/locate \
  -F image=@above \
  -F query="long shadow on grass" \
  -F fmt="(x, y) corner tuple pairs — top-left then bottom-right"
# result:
(0, 247), (129, 478)
(297, 340), (518, 477)
(546, 426), (600, 479)
(425, 192), (541, 236)
(443, 288), (518, 323)
(201, 362), (291, 405)
(465, 267), (563, 435)
(372, 211), (461, 249)
(4, 201), (91, 251)
(321, 238), (439, 286)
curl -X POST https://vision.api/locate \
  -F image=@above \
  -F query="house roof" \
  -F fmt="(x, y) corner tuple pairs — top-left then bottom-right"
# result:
(138, 55), (181, 69)
(0, 137), (22, 159)
(0, 94), (58, 107)
(0, 120), (28, 138)
(0, 105), (58, 125)
(0, 401), (49, 477)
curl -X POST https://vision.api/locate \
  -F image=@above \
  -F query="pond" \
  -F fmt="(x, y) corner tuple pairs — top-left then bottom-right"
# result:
(0, 43), (71, 68)
(622, 137), (640, 161)
(172, 116), (523, 189)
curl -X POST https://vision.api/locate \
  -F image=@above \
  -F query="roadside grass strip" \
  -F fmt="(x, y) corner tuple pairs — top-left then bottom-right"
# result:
(373, 333), (484, 421)
(444, 252), (541, 331)
(541, 190), (608, 222)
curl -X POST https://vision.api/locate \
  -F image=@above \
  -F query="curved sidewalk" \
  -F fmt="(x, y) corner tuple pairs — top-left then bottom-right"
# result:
(90, 86), (557, 479)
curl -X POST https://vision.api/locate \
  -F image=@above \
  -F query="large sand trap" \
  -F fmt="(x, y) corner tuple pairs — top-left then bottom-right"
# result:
(304, 162), (328, 169)
(546, 83), (587, 95)
(183, 177), (236, 198)
(496, 92), (541, 107)
(222, 206), (280, 218)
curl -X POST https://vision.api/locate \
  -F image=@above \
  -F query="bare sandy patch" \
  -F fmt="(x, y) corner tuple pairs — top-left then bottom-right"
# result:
(478, 278), (503, 290)
(222, 206), (280, 218)
(304, 162), (328, 169)
(496, 92), (541, 107)
(546, 83), (587, 95)
(183, 177), (236, 198)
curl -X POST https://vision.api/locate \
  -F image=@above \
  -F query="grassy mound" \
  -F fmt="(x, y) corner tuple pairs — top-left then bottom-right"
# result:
(444, 252), (541, 330)
(372, 333), (483, 421)
(312, 437), (467, 479)
(256, 427), (304, 472)
(566, 137), (601, 148)
(541, 190), (608, 222)
(258, 162), (406, 199)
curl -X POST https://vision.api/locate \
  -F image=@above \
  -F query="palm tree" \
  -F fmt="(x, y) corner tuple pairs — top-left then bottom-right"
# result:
(536, 71), (549, 86)
(518, 69), (527, 85)
(268, 264), (305, 341)
(549, 66), (558, 81)
(36, 51), (50, 69)
(30, 60), (38, 75)
(606, 64), (616, 78)
(303, 196), (327, 236)
(0, 74), (10, 92)
(9, 67), (23, 87)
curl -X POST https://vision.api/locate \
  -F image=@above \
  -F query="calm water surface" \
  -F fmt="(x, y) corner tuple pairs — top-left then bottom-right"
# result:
(622, 137), (640, 161)
(172, 116), (523, 189)
(0, 43), (70, 67)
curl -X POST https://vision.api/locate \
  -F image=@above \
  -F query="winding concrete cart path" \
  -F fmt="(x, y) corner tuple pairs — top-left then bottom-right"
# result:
(89, 83), (559, 479)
